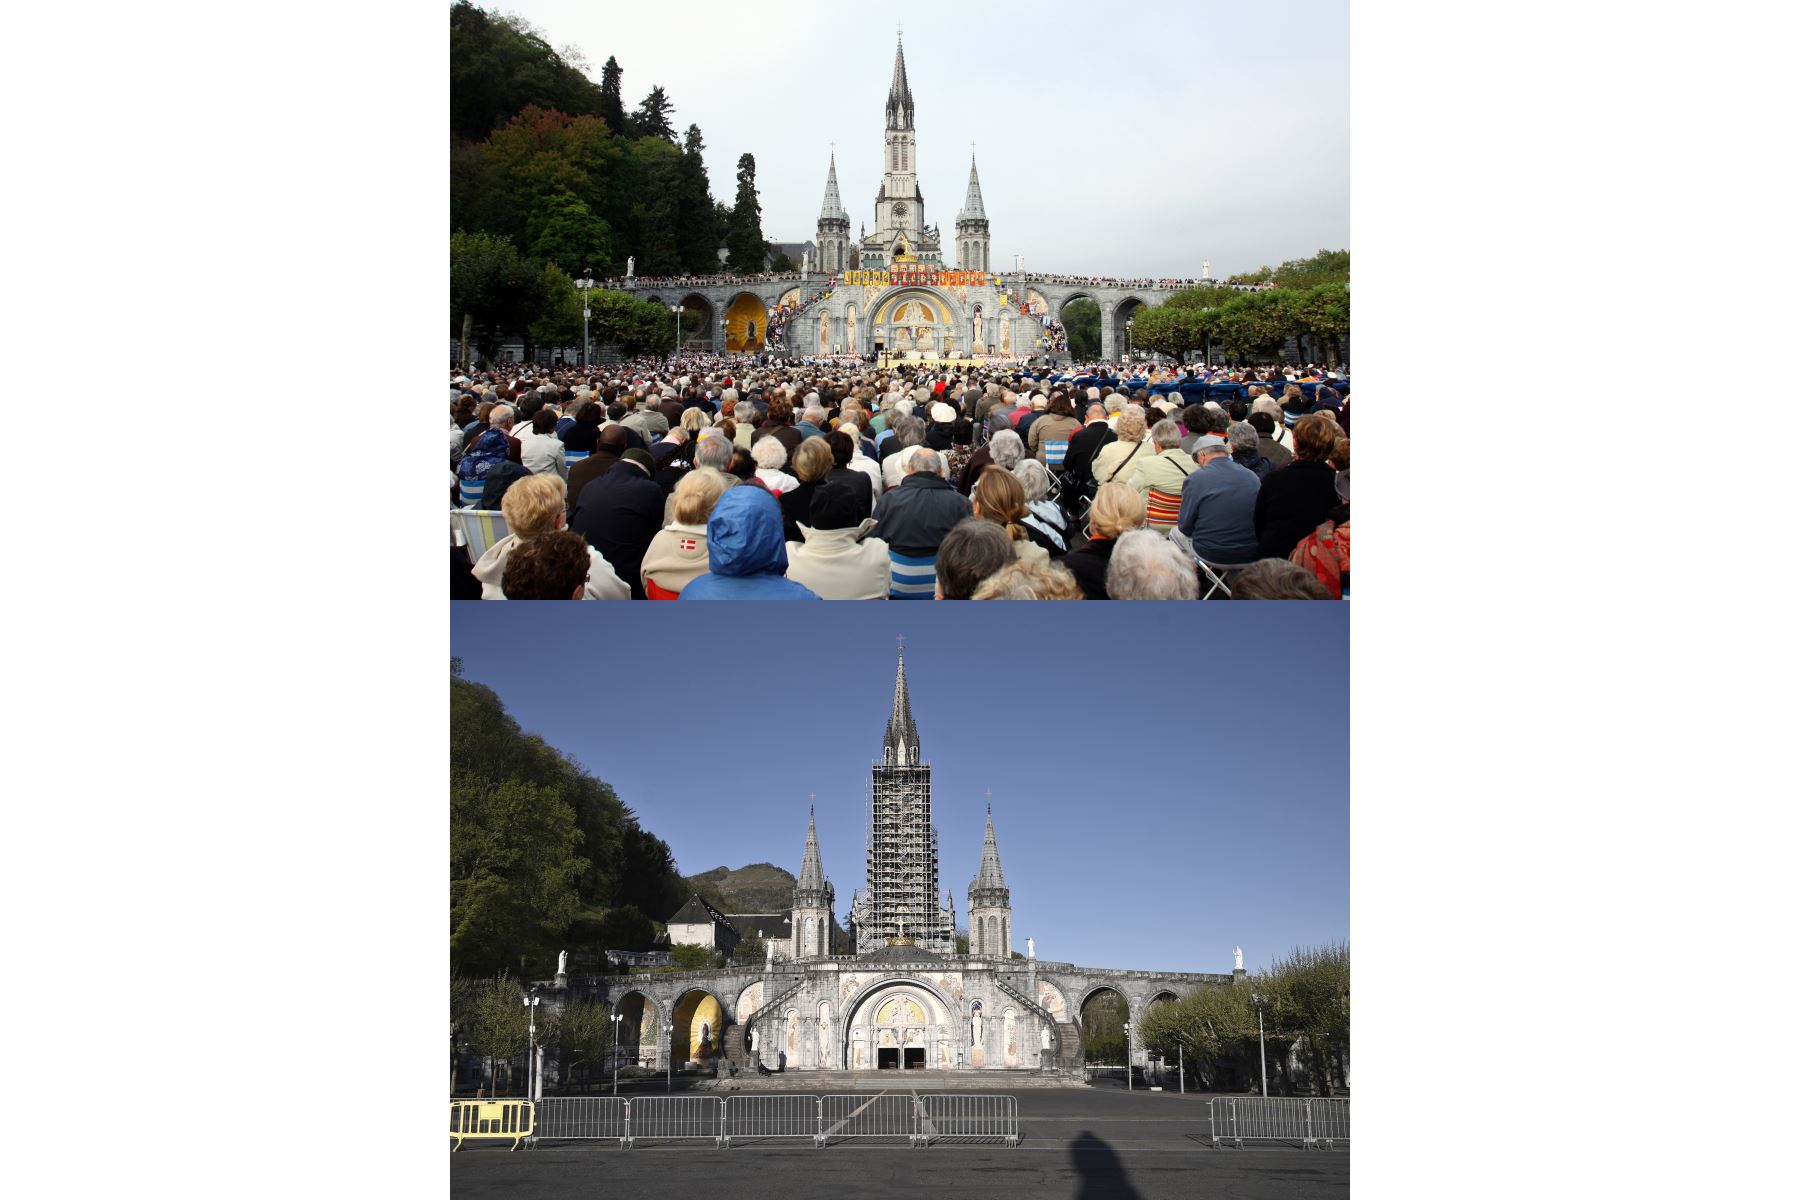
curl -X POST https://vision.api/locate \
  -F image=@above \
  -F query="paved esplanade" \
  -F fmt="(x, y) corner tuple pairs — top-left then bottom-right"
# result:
(535, 649), (1234, 1081)
(616, 36), (1186, 362)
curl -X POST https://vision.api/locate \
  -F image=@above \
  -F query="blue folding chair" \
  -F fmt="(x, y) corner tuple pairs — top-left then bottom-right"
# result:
(888, 550), (937, 600)
(457, 477), (486, 508)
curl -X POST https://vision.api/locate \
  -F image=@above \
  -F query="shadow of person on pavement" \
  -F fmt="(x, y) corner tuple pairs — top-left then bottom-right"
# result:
(1070, 1129), (1143, 1199)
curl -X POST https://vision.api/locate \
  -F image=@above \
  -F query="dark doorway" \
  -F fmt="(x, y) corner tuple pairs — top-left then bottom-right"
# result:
(904, 1047), (925, 1069)
(878, 1047), (899, 1069)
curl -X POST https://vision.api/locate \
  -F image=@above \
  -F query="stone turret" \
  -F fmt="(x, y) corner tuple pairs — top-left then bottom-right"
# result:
(967, 806), (1012, 958)
(792, 807), (836, 959)
(815, 151), (850, 274)
(956, 154), (990, 273)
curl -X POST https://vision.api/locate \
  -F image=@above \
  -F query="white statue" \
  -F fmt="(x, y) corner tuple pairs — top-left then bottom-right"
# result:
(766, 940), (775, 967)
(557, 950), (567, 975)
(1027, 937), (1035, 960)
(1041, 1023), (1051, 1050)
(626, 256), (635, 278)
(1234, 946), (1244, 971)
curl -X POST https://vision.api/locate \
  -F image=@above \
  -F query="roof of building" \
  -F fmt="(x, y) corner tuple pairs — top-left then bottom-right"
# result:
(728, 913), (793, 941)
(667, 894), (733, 927)
(862, 941), (942, 963)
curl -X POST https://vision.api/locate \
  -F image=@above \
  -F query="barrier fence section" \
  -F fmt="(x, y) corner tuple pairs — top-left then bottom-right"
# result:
(723, 1094), (821, 1147)
(626, 1096), (725, 1149)
(450, 1099), (534, 1151)
(1208, 1097), (1350, 1149)
(533, 1097), (626, 1145)
(820, 1093), (921, 1146)
(918, 1093), (1019, 1146)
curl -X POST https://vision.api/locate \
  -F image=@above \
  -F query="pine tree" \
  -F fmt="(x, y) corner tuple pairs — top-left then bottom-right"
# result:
(631, 85), (676, 142)
(598, 56), (625, 135)
(725, 153), (768, 273)
(675, 125), (718, 273)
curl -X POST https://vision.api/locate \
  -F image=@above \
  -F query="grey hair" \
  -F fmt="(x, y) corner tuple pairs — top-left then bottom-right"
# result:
(906, 446), (944, 476)
(1150, 419), (1182, 450)
(894, 415), (928, 447)
(1102, 394), (1126, 415)
(489, 404), (515, 428)
(989, 429), (1025, 469)
(694, 431), (733, 471)
(1226, 421), (1259, 454)
(1105, 529), (1200, 600)
(803, 405), (827, 425)
(751, 436), (789, 470)
(1012, 458), (1052, 502)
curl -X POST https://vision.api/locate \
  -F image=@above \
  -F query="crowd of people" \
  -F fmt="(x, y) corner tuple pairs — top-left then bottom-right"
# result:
(450, 355), (1349, 600)
(601, 270), (813, 289)
(1009, 272), (1276, 291)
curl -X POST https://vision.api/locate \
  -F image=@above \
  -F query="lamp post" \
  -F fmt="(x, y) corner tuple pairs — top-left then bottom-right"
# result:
(1126, 317), (1134, 363)
(610, 1011), (623, 1095)
(665, 1022), (675, 1092)
(522, 994), (540, 1100)
(669, 304), (684, 359)
(1122, 1021), (1133, 1091)
(1252, 993), (1268, 1098)
(575, 268), (595, 369)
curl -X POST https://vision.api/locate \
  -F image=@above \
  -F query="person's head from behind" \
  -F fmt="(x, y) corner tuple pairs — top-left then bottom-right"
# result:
(988, 428), (1025, 470)
(1115, 407), (1147, 444)
(694, 429), (733, 472)
(826, 430), (856, 470)
(501, 529), (590, 599)
(531, 408), (557, 435)
(1247, 411), (1276, 439)
(1088, 482), (1144, 541)
(1293, 413), (1338, 462)
(499, 473), (568, 538)
(1085, 403), (1106, 423)
(673, 467), (733, 526)
(490, 403), (516, 432)
(1226, 422), (1259, 457)
(1180, 404), (1206, 433)
(1012, 458), (1053, 504)
(905, 446), (944, 478)
(971, 559), (1084, 599)
(935, 518), (1015, 599)
(1228, 558), (1334, 600)
(973, 466), (1029, 541)
(1106, 529), (1198, 600)
(791, 436), (833, 485)
(1150, 419), (1182, 452)
(751, 436), (789, 473)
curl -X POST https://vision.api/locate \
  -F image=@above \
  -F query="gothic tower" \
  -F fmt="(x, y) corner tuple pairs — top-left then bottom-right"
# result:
(872, 35), (926, 260)
(791, 807), (835, 959)
(966, 806), (1012, 958)
(855, 646), (955, 953)
(955, 153), (990, 273)
(815, 151), (850, 274)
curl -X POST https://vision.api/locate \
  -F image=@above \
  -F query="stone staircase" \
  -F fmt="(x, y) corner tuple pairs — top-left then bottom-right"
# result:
(993, 973), (1082, 1075)
(733, 973), (806, 1073)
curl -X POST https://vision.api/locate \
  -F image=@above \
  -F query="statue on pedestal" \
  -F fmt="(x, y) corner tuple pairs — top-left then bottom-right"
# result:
(1234, 945), (1244, 972)
(557, 950), (567, 975)
(1027, 937), (1035, 960)
(626, 256), (635, 278)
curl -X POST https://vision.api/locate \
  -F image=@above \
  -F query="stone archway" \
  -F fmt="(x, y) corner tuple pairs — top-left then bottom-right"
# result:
(841, 976), (958, 1071)
(679, 293), (714, 348)
(1111, 296), (1150, 360)
(1078, 984), (1129, 1067)
(870, 287), (958, 362)
(614, 990), (658, 1069)
(671, 988), (726, 1069)
(725, 292), (767, 352)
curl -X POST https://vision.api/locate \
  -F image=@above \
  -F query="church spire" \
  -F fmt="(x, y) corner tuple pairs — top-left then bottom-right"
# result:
(885, 34), (915, 131)
(958, 153), (987, 222)
(882, 642), (919, 763)
(975, 806), (1006, 889)
(798, 806), (826, 892)
(818, 150), (847, 222)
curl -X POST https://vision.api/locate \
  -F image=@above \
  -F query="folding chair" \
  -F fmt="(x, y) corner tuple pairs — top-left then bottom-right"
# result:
(457, 477), (486, 508)
(1144, 486), (1183, 531)
(564, 450), (590, 467)
(450, 508), (510, 563)
(887, 550), (938, 600)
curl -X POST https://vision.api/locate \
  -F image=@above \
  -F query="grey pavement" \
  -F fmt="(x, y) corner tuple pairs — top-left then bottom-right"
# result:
(452, 1086), (1348, 1199)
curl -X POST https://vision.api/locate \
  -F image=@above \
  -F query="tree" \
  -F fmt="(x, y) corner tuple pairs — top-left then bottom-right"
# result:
(449, 2), (604, 142)
(1062, 298), (1100, 358)
(598, 56), (625, 135)
(675, 125), (718, 273)
(769, 251), (797, 272)
(630, 85), (676, 142)
(1080, 991), (1128, 1064)
(450, 230), (548, 372)
(1265, 942), (1350, 1095)
(525, 192), (613, 274)
(1137, 983), (1258, 1090)
(546, 998), (613, 1091)
(528, 263), (583, 354)
(670, 942), (724, 971)
(730, 932), (769, 966)
(725, 154), (768, 273)
(459, 973), (532, 1095)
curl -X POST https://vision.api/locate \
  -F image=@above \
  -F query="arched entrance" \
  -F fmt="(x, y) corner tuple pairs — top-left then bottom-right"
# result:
(1059, 294), (1101, 359)
(1112, 296), (1150, 360)
(725, 293), (767, 352)
(615, 991), (657, 1069)
(842, 978), (956, 1071)
(871, 288), (958, 362)
(679, 293), (714, 349)
(671, 988), (725, 1069)
(1078, 985), (1128, 1067)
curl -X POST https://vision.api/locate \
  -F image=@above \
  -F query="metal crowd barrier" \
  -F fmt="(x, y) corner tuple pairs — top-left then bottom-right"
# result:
(820, 1093), (922, 1147)
(625, 1096), (725, 1149)
(723, 1094), (821, 1147)
(1208, 1097), (1350, 1149)
(450, 1099), (534, 1151)
(918, 1093), (1020, 1146)
(533, 1096), (627, 1145)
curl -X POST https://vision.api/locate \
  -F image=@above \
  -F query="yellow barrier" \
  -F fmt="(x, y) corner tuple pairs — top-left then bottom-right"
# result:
(450, 1099), (535, 1151)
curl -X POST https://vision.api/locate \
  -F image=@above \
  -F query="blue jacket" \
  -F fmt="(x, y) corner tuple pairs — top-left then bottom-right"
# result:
(1176, 458), (1262, 563)
(680, 486), (821, 600)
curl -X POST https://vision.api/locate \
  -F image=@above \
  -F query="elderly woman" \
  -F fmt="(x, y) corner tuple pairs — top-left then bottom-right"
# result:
(751, 435), (799, 496)
(824, 430), (878, 517)
(880, 415), (929, 493)
(1027, 392), (1082, 463)
(971, 466), (1050, 567)
(470, 473), (630, 600)
(1254, 412), (1343, 559)
(640, 467), (734, 599)
(1012, 458), (1068, 554)
(1089, 406), (1150, 489)
(1062, 482), (1145, 600)
(756, 392), (802, 456)
(779, 436), (835, 543)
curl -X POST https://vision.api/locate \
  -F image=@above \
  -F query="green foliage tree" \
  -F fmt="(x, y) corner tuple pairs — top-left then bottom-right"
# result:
(630, 85), (676, 142)
(725, 154), (768, 273)
(675, 125), (719, 273)
(670, 942), (725, 971)
(729, 932), (769, 967)
(585, 288), (680, 356)
(451, 229), (549, 369)
(1264, 942), (1350, 1095)
(1062, 298), (1100, 358)
(525, 192), (614, 274)
(459, 972), (532, 1095)
(1080, 990), (1128, 1064)
(546, 998), (613, 1091)
(528, 262), (584, 352)
(770, 251), (798, 272)
(622, 137), (683, 275)
(598, 55), (625, 135)
(1137, 982), (1258, 1088)
(449, 2), (603, 142)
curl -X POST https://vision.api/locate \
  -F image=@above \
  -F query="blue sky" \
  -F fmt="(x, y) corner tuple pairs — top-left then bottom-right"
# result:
(451, 602), (1347, 974)
(487, 0), (1349, 278)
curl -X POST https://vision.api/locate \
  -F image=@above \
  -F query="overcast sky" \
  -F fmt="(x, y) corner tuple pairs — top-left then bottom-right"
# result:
(490, 0), (1348, 278)
(452, 602), (1347, 976)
